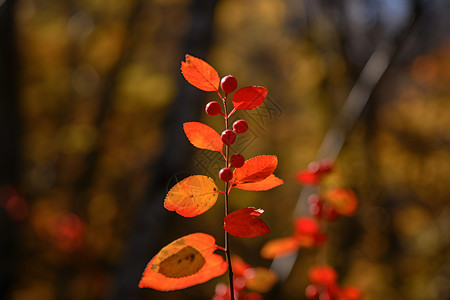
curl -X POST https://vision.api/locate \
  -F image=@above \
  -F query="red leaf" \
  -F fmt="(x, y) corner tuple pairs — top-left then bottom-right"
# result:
(224, 207), (270, 238)
(232, 174), (283, 191)
(139, 233), (228, 291)
(308, 265), (337, 287)
(183, 122), (223, 154)
(294, 218), (319, 236)
(181, 54), (220, 92)
(339, 287), (362, 300)
(232, 155), (278, 185)
(295, 170), (321, 185)
(232, 86), (267, 110)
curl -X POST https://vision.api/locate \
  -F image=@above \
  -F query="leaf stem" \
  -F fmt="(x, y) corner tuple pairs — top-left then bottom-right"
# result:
(222, 96), (235, 300)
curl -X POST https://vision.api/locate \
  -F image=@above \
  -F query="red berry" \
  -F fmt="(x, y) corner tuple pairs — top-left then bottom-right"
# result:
(219, 167), (233, 182)
(230, 153), (245, 168)
(308, 194), (323, 217)
(305, 284), (319, 299)
(205, 101), (222, 116)
(220, 75), (238, 94)
(221, 129), (236, 146)
(233, 119), (248, 134)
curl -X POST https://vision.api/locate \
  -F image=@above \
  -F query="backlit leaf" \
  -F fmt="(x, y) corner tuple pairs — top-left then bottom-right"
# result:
(295, 170), (321, 185)
(183, 122), (223, 154)
(232, 174), (283, 191)
(323, 188), (358, 216)
(164, 175), (219, 217)
(260, 237), (300, 259)
(232, 155), (278, 185)
(139, 233), (228, 291)
(181, 54), (220, 92)
(224, 207), (270, 238)
(308, 265), (337, 286)
(339, 287), (362, 300)
(232, 86), (267, 110)
(244, 267), (278, 293)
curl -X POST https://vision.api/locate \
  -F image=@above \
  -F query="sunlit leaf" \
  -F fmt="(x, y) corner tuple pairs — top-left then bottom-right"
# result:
(164, 175), (219, 217)
(232, 155), (278, 185)
(183, 122), (223, 154)
(339, 287), (362, 300)
(231, 255), (251, 277)
(308, 265), (337, 286)
(232, 86), (267, 110)
(224, 207), (270, 238)
(260, 237), (300, 259)
(181, 54), (220, 92)
(323, 188), (358, 216)
(294, 218), (319, 236)
(244, 267), (278, 293)
(139, 233), (227, 291)
(295, 170), (320, 185)
(232, 174), (283, 191)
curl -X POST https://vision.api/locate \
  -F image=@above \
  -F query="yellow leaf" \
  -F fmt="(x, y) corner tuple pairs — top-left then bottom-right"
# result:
(164, 175), (219, 217)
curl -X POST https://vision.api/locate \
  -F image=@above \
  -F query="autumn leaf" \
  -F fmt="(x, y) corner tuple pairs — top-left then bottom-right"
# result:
(323, 188), (358, 216)
(183, 122), (223, 154)
(139, 233), (228, 291)
(181, 54), (220, 92)
(232, 86), (267, 110)
(244, 267), (278, 293)
(339, 287), (362, 300)
(224, 207), (270, 238)
(232, 155), (278, 186)
(295, 170), (321, 185)
(164, 175), (219, 217)
(232, 174), (283, 191)
(260, 236), (300, 259)
(308, 265), (338, 287)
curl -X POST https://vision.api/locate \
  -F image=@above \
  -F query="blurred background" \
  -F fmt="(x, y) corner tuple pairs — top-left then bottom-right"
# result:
(1, 0), (450, 299)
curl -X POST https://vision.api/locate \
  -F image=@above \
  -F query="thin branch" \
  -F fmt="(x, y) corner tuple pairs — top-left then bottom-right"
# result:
(270, 0), (423, 282)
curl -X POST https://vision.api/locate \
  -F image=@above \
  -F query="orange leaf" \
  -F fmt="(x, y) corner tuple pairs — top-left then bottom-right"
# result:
(164, 175), (219, 217)
(224, 207), (270, 238)
(181, 54), (220, 92)
(232, 86), (267, 110)
(244, 267), (278, 293)
(232, 155), (278, 185)
(232, 174), (283, 191)
(183, 122), (223, 154)
(139, 233), (228, 291)
(323, 188), (358, 216)
(260, 236), (300, 259)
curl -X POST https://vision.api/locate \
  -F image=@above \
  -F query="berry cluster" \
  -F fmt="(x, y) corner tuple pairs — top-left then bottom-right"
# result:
(205, 75), (249, 182)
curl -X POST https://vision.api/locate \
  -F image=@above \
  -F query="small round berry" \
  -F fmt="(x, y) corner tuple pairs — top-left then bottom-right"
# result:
(205, 101), (222, 116)
(233, 119), (248, 134)
(221, 129), (236, 146)
(307, 194), (323, 217)
(230, 153), (245, 168)
(219, 167), (233, 182)
(305, 284), (319, 299)
(220, 75), (238, 94)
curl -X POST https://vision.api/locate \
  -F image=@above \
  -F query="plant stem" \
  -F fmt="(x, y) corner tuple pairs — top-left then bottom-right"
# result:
(222, 96), (235, 300)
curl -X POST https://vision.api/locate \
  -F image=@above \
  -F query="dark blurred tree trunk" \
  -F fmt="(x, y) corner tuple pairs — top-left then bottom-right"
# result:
(0, 0), (21, 299)
(108, 1), (219, 299)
